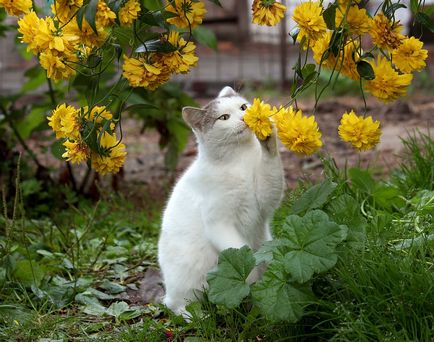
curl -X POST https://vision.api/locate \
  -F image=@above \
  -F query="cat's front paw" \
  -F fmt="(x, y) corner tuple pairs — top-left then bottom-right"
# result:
(259, 126), (278, 156)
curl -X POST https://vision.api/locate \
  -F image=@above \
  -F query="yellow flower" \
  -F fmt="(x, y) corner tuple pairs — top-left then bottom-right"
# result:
(293, 1), (326, 48)
(365, 57), (412, 103)
(86, 105), (113, 122)
(91, 132), (127, 175)
(243, 98), (275, 140)
(338, 110), (381, 151)
(311, 31), (337, 69)
(119, 0), (141, 26)
(336, 5), (371, 36)
(62, 140), (89, 164)
(122, 55), (170, 90)
(0, 0), (32, 16)
(47, 104), (79, 139)
(17, 11), (40, 54)
(251, 0), (286, 27)
(162, 31), (198, 73)
(370, 12), (404, 50)
(39, 50), (77, 81)
(340, 39), (360, 80)
(96, 0), (116, 28)
(275, 107), (322, 156)
(391, 36), (428, 73)
(166, 0), (206, 29)
(51, 0), (83, 24)
(64, 19), (107, 49)
(311, 32), (360, 80)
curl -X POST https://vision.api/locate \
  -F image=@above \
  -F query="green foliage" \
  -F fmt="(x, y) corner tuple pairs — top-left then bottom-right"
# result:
(207, 246), (255, 308)
(393, 130), (434, 193)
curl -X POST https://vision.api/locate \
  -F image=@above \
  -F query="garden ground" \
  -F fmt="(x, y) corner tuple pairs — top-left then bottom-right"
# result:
(1, 89), (433, 341)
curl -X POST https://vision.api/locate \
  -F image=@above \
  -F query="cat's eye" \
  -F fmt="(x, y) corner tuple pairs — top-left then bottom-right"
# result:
(218, 114), (230, 120)
(240, 104), (248, 111)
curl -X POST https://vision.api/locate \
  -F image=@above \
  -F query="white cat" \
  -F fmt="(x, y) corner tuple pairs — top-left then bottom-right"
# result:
(158, 86), (284, 318)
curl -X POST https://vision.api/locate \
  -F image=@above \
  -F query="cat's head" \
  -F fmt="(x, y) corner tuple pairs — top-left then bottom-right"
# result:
(182, 86), (252, 148)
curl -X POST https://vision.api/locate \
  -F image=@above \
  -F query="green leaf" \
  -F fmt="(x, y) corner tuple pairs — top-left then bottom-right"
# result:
(323, 3), (337, 30)
(99, 280), (126, 294)
(424, 5), (434, 16)
(83, 302), (107, 316)
(356, 60), (375, 80)
(76, 6), (86, 30)
(135, 39), (177, 53)
(410, 0), (419, 13)
(106, 301), (130, 318)
(12, 259), (44, 287)
(207, 246), (255, 308)
(85, 0), (99, 35)
(51, 139), (66, 160)
(301, 63), (316, 80)
(15, 107), (48, 140)
(251, 262), (312, 322)
(349, 168), (376, 194)
(22, 65), (46, 92)
(290, 180), (337, 215)
(372, 184), (404, 210)
(326, 194), (366, 249)
(289, 27), (300, 44)
(143, 0), (162, 11)
(415, 12), (434, 33)
(281, 210), (347, 283)
(383, 3), (407, 19)
(192, 27), (218, 50)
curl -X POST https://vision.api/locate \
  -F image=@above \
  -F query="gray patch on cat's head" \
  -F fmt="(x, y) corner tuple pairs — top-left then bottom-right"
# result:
(182, 104), (217, 132)
(182, 86), (245, 134)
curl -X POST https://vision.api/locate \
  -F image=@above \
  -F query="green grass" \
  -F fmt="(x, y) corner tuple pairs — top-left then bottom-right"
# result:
(1, 132), (433, 341)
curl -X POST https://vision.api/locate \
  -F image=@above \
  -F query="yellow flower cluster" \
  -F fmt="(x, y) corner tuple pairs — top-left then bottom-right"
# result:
(122, 31), (199, 89)
(243, 99), (322, 156)
(47, 104), (126, 174)
(251, 0), (286, 27)
(0, 0), (31, 16)
(338, 111), (381, 151)
(291, 0), (427, 104)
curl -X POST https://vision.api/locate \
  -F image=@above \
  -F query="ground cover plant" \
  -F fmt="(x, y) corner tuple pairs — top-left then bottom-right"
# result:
(1, 131), (433, 341)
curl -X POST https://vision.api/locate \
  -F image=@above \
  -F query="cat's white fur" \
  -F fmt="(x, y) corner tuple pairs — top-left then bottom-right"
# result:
(158, 86), (284, 317)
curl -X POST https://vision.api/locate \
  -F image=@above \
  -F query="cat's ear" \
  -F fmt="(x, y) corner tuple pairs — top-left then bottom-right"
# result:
(218, 86), (237, 98)
(182, 106), (206, 129)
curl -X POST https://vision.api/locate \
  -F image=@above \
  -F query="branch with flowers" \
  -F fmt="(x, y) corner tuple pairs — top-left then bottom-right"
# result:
(246, 0), (431, 156)
(0, 0), (432, 175)
(0, 0), (210, 175)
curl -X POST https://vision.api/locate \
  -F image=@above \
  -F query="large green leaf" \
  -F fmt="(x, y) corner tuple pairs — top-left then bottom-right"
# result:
(207, 246), (255, 308)
(251, 262), (312, 322)
(281, 210), (347, 283)
(12, 259), (44, 287)
(326, 194), (366, 249)
(290, 179), (337, 215)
